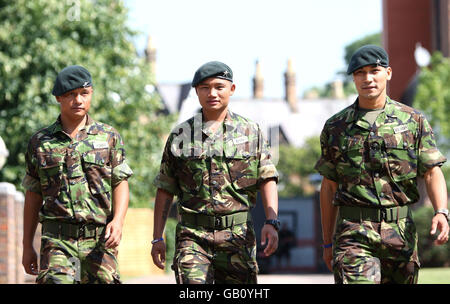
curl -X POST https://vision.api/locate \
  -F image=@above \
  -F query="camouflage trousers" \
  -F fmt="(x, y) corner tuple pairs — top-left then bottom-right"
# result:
(37, 230), (121, 284)
(172, 222), (258, 284)
(332, 216), (420, 284)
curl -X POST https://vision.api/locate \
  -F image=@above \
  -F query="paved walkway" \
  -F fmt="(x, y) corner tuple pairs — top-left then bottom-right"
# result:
(125, 273), (334, 284)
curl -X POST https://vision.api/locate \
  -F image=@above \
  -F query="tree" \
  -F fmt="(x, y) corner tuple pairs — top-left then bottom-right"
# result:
(343, 32), (382, 66)
(0, 0), (174, 207)
(276, 136), (321, 198)
(303, 32), (382, 99)
(414, 52), (450, 188)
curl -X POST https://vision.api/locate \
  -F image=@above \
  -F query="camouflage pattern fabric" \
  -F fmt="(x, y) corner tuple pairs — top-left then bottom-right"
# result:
(37, 230), (121, 284)
(172, 222), (258, 284)
(22, 114), (133, 224)
(315, 97), (445, 284)
(333, 215), (419, 284)
(154, 110), (278, 284)
(154, 109), (278, 215)
(315, 97), (446, 208)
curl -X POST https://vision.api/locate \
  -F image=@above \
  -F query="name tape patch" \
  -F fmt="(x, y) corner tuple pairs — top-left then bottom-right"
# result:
(393, 125), (409, 134)
(93, 141), (109, 149)
(233, 136), (248, 145)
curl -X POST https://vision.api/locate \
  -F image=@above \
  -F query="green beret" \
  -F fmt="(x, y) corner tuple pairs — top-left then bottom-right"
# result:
(52, 65), (93, 96)
(192, 61), (233, 87)
(347, 45), (389, 75)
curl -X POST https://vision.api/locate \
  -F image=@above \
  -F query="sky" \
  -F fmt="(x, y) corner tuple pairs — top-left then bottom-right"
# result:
(124, 0), (382, 98)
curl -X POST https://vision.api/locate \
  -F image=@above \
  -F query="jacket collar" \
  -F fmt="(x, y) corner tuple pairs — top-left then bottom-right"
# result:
(345, 96), (398, 124)
(49, 114), (99, 135)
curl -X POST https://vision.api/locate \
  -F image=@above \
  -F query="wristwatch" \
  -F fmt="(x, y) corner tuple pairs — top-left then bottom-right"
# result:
(264, 219), (281, 231)
(435, 209), (450, 221)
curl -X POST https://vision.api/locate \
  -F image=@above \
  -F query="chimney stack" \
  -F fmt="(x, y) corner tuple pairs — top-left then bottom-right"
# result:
(145, 35), (157, 81)
(252, 60), (264, 99)
(284, 59), (297, 112)
(331, 79), (345, 99)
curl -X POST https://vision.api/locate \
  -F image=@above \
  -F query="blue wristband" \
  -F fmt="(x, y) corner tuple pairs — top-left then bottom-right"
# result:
(322, 243), (333, 249)
(151, 237), (164, 244)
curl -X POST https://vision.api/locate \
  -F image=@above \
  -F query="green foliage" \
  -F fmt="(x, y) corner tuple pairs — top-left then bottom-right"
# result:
(414, 52), (450, 189)
(0, 0), (175, 207)
(303, 32), (381, 99)
(412, 205), (450, 267)
(277, 137), (321, 198)
(414, 52), (450, 148)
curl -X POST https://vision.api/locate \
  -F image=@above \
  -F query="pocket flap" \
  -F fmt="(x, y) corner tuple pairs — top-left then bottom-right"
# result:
(82, 149), (109, 166)
(36, 153), (63, 169)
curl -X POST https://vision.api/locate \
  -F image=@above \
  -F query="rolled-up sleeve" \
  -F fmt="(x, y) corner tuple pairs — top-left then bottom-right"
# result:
(314, 127), (338, 182)
(111, 132), (133, 187)
(257, 126), (279, 184)
(21, 140), (42, 193)
(153, 135), (180, 196)
(417, 115), (447, 176)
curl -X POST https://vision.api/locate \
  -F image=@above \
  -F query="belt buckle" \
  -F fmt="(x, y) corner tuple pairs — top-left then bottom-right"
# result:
(214, 217), (222, 229)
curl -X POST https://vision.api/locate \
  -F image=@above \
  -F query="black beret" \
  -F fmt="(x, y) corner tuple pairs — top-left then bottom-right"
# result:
(192, 61), (233, 87)
(52, 65), (93, 96)
(347, 45), (389, 75)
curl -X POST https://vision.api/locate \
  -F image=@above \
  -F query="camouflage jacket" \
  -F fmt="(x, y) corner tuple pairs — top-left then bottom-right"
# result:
(315, 97), (446, 208)
(22, 115), (133, 225)
(154, 110), (279, 215)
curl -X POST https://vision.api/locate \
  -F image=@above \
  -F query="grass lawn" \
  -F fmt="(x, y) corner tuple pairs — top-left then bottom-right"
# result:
(418, 268), (450, 284)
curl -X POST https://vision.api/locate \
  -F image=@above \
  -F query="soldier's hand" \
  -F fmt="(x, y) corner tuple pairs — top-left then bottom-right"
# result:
(22, 246), (39, 275)
(430, 214), (449, 245)
(104, 220), (123, 249)
(323, 247), (333, 272)
(261, 224), (278, 257)
(151, 241), (166, 269)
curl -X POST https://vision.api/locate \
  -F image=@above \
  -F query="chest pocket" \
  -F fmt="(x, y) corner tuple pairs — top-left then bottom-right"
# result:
(36, 153), (64, 198)
(82, 148), (112, 194)
(225, 153), (258, 191)
(384, 131), (418, 182)
(176, 156), (205, 195)
(335, 136), (364, 185)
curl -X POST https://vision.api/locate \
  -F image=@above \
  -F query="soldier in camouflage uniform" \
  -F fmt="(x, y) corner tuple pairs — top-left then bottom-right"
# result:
(151, 61), (280, 284)
(315, 45), (449, 284)
(22, 65), (133, 284)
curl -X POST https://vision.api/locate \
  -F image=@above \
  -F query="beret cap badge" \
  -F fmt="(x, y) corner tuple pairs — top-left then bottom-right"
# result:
(192, 61), (233, 87)
(347, 45), (389, 75)
(52, 65), (93, 96)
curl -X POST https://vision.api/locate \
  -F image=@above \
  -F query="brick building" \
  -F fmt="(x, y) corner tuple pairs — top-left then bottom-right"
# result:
(383, 0), (450, 104)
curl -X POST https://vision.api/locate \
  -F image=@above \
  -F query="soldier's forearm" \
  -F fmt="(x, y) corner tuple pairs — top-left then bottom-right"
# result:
(319, 177), (338, 244)
(111, 180), (129, 225)
(153, 188), (174, 239)
(23, 190), (43, 248)
(424, 166), (448, 211)
(259, 179), (278, 220)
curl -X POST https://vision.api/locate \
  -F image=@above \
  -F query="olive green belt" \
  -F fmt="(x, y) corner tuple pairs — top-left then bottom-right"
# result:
(339, 205), (410, 222)
(42, 221), (106, 239)
(180, 212), (252, 230)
